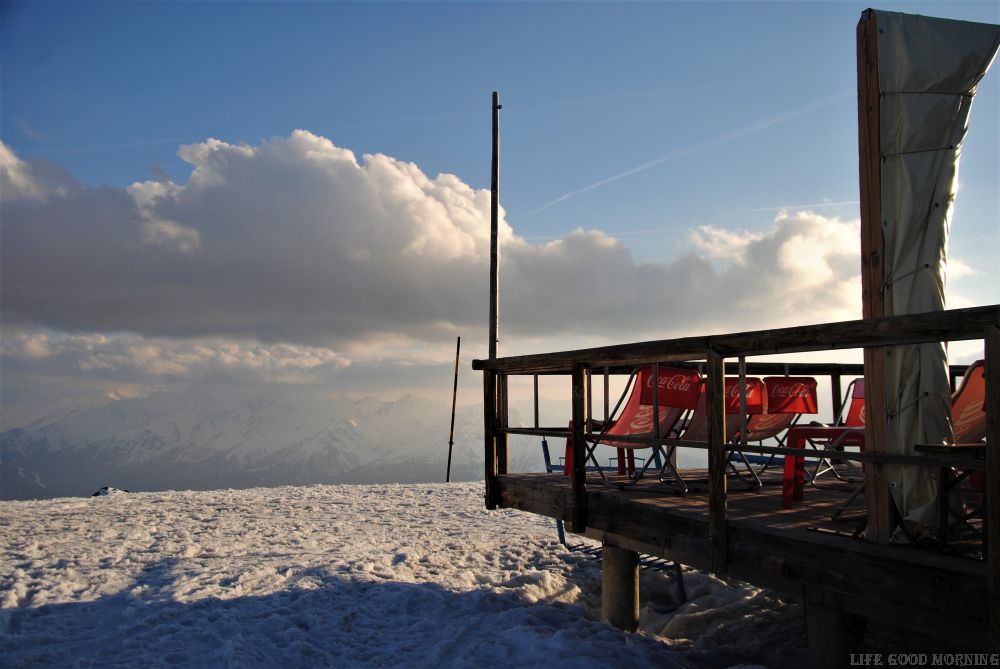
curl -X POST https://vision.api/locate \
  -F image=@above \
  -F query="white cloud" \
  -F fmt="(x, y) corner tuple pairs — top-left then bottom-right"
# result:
(946, 257), (980, 280)
(0, 134), (937, 362)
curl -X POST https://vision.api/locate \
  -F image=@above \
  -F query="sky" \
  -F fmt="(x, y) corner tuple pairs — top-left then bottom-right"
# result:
(1, 1), (998, 422)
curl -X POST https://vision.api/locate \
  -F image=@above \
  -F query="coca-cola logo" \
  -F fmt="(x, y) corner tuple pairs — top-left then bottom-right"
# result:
(645, 374), (693, 392)
(752, 414), (788, 430)
(953, 402), (982, 438)
(628, 405), (655, 433)
(771, 383), (810, 398)
(725, 384), (760, 398)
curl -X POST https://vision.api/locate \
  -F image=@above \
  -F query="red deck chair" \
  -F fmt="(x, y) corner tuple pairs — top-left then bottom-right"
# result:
(812, 377), (865, 482)
(739, 376), (819, 475)
(951, 360), (987, 509)
(663, 377), (767, 491)
(564, 366), (702, 483)
(952, 360), (986, 444)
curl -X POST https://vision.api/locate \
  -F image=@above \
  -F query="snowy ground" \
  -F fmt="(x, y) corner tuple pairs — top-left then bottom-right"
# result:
(0, 483), (806, 668)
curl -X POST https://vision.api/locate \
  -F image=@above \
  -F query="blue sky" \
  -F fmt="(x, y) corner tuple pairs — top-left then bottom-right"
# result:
(1, 1), (998, 410)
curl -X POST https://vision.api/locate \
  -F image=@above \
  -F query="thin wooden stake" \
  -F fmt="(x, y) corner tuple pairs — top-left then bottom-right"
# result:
(446, 336), (461, 483)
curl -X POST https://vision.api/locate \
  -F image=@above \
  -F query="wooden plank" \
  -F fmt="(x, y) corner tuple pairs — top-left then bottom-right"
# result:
(707, 351), (728, 575)
(471, 305), (999, 373)
(987, 324), (1000, 636)
(571, 363), (588, 533)
(483, 370), (498, 510)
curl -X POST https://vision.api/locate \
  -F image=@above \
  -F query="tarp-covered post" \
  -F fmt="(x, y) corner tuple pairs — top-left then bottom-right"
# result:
(861, 9), (999, 538)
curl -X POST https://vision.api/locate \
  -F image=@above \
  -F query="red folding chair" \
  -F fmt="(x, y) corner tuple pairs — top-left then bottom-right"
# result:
(739, 376), (819, 475)
(565, 366), (702, 486)
(664, 377), (767, 491)
(813, 377), (865, 482)
(952, 360), (986, 444)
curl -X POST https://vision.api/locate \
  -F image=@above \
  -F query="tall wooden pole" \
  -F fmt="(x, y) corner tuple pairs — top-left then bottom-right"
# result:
(484, 92), (502, 509)
(857, 10), (892, 544)
(490, 91), (501, 362)
(446, 335), (461, 483)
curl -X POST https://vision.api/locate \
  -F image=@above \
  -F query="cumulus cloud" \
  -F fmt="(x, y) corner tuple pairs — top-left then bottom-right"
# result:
(2, 133), (867, 358)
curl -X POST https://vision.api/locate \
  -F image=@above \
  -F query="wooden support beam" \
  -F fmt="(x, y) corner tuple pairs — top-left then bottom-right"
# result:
(805, 586), (863, 667)
(707, 351), (728, 575)
(602, 542), (640, 632)
(497, 373), (509, 476)
(857, 10), (892, 544)
(986, 324), (1000, 637)
(570, 363), (588, 533)
(483, 370), (498, 510)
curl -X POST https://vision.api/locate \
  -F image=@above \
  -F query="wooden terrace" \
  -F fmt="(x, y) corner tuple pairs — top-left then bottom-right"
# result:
(473, 305), (999, 657)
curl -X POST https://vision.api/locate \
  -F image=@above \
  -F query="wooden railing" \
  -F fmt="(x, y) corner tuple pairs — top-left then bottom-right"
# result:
(473, 304), (999, 626)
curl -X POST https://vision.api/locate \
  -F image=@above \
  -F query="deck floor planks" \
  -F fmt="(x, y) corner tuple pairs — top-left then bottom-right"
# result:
(495, 467), (992, 647)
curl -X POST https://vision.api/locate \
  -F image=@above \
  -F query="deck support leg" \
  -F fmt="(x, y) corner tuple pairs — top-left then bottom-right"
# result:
(602, 542), (640, 632)
(805, 589), (863, 669)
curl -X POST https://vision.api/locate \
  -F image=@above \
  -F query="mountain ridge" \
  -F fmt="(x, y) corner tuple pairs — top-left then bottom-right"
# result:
(0, 385), (540, 500)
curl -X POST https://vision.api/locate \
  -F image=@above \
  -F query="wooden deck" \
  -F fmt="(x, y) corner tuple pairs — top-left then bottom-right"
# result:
(496, 469), (992, 649)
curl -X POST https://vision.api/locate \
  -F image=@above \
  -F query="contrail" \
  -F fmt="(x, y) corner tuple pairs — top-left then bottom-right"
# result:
(46, 138), (197, 154)
(744, 199), (859, 212)
(512, 89), (854, 220)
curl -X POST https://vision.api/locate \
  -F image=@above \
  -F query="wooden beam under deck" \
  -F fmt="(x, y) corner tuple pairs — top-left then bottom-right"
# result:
(496, 471), (994, 650)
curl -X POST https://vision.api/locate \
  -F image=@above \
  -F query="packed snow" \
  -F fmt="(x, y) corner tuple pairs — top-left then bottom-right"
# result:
(0, 483), (806, 667)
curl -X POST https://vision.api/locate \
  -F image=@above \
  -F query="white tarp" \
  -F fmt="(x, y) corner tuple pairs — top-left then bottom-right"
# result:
(874, 10), (999, 534)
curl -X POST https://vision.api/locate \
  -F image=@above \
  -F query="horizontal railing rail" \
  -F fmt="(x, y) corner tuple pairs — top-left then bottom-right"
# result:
(473, 305), (998, 373)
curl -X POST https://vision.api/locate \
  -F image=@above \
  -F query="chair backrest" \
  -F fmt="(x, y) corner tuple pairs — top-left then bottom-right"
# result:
(952, 360), (986, 443)
(638, 366), (702, 409)
(724, 377), (767, 415)
(681, 377), (765, 443)
(841, 378), (866, 426)
(606, 366), (702, 447)
(742, 377), (819, 441)
(763, 377), (818, 414)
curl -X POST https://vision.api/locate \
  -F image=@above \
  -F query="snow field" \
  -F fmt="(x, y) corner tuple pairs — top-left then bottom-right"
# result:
(0, 483), (805, 667)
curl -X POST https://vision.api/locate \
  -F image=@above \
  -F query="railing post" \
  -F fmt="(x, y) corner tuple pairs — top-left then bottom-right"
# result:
(571, 362), (589, 533)
(483, 369), (499, 510)
(986, 324), (1000, 637)
(533, 373), (539, 429)
(497, 373), (509, 476)
(706, 350), (728, 576)
(831, 374), (844, 423)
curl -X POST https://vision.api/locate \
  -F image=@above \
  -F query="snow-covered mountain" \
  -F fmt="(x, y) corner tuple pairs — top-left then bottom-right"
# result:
(0, 386), (542, 500)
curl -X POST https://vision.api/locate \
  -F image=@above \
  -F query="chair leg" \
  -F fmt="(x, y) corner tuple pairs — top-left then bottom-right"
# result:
(656, 446), (688, 493)
(831, 482), (865, 521)
(728, 449), (763, 489)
